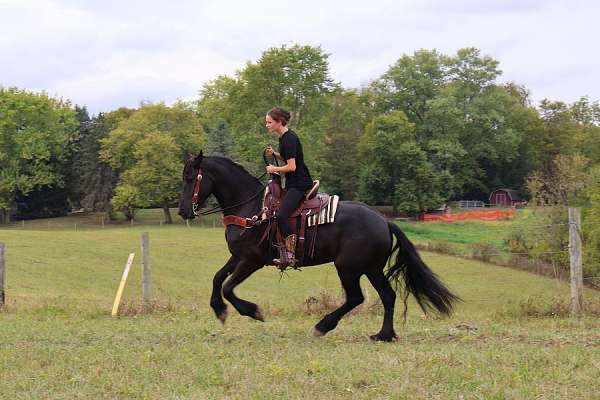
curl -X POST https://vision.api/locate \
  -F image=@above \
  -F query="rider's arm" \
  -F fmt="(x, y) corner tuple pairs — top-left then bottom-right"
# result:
(271, 158), (296, 173)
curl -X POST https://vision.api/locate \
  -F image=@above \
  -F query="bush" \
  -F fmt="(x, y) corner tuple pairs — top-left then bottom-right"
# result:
(111, 184), (141, 221)
(468, 243), (499, 263)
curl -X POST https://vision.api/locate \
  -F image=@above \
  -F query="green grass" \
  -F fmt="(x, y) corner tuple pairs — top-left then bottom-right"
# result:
(395, 219), (516, 249)
(1, 215), (600, 399)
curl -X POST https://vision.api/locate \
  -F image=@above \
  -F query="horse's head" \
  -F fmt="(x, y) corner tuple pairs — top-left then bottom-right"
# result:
(178, 151), (214, 220)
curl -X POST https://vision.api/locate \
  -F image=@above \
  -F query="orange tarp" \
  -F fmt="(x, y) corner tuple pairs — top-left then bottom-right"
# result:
(419, 209), (515, 222)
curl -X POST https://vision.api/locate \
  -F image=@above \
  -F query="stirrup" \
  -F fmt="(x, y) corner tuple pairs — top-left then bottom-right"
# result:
(273, 246), (297, 270)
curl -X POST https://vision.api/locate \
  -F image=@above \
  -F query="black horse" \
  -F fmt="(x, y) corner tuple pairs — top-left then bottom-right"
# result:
(178, 152), (459, 341)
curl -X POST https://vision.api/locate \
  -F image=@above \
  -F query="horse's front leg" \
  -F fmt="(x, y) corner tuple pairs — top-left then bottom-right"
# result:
(222, 260), (264, 321)
(210, 256), (239, 323)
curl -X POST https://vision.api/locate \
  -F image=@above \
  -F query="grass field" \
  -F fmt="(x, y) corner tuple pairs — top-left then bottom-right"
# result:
(396, 219), (514, 249)
(1, 213), (600, 399)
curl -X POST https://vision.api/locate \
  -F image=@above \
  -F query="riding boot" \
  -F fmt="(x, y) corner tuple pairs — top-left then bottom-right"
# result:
(273, 234), (298, 269)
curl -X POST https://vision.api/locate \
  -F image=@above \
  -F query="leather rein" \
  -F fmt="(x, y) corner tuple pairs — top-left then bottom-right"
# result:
(191, 167), (269, 228)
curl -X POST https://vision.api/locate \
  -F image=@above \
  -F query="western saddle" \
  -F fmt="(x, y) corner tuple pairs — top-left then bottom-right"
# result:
(262, 177), (330, 267)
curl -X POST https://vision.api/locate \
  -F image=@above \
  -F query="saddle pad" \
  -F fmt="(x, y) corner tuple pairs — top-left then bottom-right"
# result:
(307, 195), (339, 227)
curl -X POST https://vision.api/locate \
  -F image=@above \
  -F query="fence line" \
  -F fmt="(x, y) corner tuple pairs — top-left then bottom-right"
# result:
(0, 242), (5, 306)
(0, 207), (596, 310)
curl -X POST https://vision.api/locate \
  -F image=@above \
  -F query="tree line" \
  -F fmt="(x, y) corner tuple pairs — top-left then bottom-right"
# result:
(1, 44), (599, 227)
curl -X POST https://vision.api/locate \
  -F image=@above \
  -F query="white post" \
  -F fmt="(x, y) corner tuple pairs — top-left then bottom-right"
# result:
(568, 207), (583, 315)
(111, 253), (135, 317)
(141, 232), (151, 306)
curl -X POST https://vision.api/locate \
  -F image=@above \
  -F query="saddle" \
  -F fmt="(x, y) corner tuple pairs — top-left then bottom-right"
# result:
(263, 179), (328, 217)
(262, 178), (330, 265)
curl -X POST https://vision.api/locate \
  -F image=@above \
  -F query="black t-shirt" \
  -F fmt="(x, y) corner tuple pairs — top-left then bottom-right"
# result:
(278, 129), (313, 190)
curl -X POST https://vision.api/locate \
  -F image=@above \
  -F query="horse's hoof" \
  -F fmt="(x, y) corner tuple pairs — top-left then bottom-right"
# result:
(217, 309), (228, 324)
(313, 328), (326, 337)
(254, 308), (265, 322)
(369, 333), (398, 342)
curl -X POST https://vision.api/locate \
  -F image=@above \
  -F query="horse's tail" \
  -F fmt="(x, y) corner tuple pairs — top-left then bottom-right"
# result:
(386, 222), (460, 318)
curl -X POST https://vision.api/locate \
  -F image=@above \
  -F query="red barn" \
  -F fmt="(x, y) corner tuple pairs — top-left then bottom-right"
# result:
(489, 189), (527, 207)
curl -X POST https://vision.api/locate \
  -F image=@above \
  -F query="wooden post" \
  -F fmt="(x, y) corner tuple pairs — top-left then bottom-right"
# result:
(0, 242), (5, 306)
(568, 207), (583, 315)
(111, 253), (135, 317)
(141, 232), (151, 306)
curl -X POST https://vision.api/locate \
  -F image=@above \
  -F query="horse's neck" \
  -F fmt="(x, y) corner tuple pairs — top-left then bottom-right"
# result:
(209, 162), (262, 217)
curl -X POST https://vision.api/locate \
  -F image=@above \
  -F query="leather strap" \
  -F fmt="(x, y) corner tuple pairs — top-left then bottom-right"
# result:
(223, 215), (257, 228)
(297, 210), (310, 265)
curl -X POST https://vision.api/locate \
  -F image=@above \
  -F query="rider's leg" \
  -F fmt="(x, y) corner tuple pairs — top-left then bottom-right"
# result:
(273, 188), (305, 266)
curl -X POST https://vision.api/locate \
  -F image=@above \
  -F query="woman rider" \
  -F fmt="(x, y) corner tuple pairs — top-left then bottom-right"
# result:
(264, 107), (313, 267)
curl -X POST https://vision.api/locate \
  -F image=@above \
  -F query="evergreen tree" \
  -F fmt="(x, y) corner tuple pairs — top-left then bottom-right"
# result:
(78, 108), (135, 219)
(205, 119), (234, 157)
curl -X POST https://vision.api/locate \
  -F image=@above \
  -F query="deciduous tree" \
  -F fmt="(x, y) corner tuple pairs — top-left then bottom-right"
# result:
(100, 103), (205, 223)
(0, 88), (78, 223)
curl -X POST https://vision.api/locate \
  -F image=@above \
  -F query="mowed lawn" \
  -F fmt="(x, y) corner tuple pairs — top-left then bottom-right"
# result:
(1, 218), (600, 399)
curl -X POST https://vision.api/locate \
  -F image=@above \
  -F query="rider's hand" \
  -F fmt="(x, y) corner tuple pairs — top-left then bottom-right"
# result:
(266, 165), (278, 174)
(264, 145), (274, 156)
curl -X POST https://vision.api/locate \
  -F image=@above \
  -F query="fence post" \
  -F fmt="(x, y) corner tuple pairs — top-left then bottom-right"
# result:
(141, 232), (151, 306)
(0, 242), (5, 306)
(111, 253), (136, 317)
(568, 207), (583, 315)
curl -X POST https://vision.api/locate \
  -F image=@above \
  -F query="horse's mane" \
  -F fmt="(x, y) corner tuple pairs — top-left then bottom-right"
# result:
(206, 156), (263, 187)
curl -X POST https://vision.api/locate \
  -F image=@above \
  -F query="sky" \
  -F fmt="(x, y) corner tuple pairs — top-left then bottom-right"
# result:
(1, 0), (597, 115)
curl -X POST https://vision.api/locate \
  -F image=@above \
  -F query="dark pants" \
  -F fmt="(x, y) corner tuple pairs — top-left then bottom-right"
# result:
(276, 188), (306, 237)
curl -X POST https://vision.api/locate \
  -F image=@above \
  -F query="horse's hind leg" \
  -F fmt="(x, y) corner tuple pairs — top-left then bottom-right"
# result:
(222, 261), (264, 321)
(365, 269), (398, 342)
(314, 270), (364, 337)
(210, 256), (238, 323)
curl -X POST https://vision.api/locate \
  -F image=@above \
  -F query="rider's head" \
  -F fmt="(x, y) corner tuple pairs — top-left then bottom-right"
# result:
(266, 107), (291, 131)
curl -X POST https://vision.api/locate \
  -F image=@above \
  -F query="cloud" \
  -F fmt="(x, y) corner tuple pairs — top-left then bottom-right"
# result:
(1, 0), (598, 114)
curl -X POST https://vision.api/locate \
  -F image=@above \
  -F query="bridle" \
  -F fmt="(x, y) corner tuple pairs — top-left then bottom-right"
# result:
(191, 167), (204, 216)
(189, 166), (268, 217)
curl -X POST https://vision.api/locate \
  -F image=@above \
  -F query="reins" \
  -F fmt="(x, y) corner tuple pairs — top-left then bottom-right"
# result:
(193, 171), (269, 217)
(192, 149), (279, 218)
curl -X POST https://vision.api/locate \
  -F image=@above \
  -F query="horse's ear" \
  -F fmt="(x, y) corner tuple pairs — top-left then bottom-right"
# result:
(192, 151), (203, 168)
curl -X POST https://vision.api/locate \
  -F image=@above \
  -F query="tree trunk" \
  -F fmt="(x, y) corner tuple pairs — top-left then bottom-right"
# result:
(0, 209), (10, 224)
(162, 204), (173, 224)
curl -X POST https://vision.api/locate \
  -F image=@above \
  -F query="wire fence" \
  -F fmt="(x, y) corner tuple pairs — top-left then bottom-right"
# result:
(402, 207), (599, 294)
(0, 212), (225, 231)
(1, 206), (598, 313)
